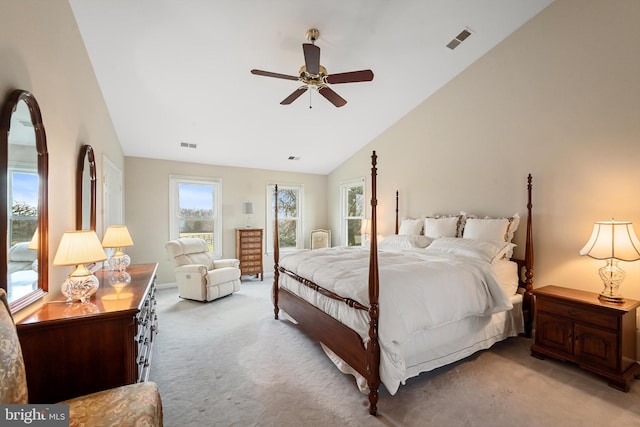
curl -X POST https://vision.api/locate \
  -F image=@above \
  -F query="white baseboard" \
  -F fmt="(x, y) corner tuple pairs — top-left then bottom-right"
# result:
(156, 282), (178, 290)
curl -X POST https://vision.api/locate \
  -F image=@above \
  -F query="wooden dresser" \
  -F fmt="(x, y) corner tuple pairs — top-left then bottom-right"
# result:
(235, 228), (263, 280)
(17, 263), (158, 403)
(531, 285), (640, 392)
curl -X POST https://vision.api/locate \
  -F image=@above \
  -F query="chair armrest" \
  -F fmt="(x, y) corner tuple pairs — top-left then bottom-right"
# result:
(213, 259), (240, 269)
(174, 264), (208, 276)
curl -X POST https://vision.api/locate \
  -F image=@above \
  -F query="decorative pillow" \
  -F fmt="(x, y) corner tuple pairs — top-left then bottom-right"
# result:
(461, 213), (520, 243)
(424, 237), (515, 263)
(424, 216), (463, 238)
(379, 234), (433, 250)
(398, 218), (423, 235)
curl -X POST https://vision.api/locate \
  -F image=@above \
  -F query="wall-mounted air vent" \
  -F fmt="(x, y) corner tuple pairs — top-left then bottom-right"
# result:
(180, 142), (198, 149)
(446, 29), (472, 50)
(288, 156), (301, 161)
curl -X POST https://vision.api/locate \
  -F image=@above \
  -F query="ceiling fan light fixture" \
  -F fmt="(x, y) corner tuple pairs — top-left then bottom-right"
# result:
(305, 28), (319, 43)
(251, 27), (373, 107)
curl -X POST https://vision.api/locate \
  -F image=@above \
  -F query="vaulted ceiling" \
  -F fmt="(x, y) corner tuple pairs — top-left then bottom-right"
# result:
(69, 0), (553, 174)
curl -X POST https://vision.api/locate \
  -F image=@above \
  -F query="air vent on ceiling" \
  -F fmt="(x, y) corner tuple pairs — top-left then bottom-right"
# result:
(288, 156), (301, 161)
(180, 142), (198, 149)
(446, 29), (472, 50)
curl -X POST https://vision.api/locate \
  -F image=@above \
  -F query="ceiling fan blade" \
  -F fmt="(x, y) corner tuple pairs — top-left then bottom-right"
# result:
(251, 69), (299, 81)
(325, 69), (374, 84)
(318, 87), (347, 108)
(303, 43), (320, 75)
(280, 87), (308, 105)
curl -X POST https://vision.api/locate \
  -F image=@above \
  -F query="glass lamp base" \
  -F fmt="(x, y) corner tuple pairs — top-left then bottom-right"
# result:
(109, 254), (131, 272)
(598, 259), (625, 303)
(61, 274), (99, 303)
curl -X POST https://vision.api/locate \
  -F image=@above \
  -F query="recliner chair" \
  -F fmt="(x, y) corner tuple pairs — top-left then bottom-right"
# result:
(165, 238), (241, 302)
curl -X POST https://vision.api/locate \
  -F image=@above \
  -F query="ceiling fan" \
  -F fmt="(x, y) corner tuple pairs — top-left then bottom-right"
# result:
(251, 28), (374, 108)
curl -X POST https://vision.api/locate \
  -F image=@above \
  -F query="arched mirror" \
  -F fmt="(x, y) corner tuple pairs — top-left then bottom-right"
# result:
(0, 90), (48, 311)
(76, 144), (96, 230)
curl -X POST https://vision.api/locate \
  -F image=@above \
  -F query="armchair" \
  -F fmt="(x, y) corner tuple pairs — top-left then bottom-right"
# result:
(0, 289), (163, 426)
(165, 238), (241, 302)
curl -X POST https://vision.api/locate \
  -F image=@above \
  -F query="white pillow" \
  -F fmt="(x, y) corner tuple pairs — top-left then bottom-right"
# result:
(424, 216), (461, 238)
(398, 218), (423, 235)
(462, 213), (520, 243)
(379, 234), (433, 250)
(424, 237), (515, 263)
(463, 218), (510, 242)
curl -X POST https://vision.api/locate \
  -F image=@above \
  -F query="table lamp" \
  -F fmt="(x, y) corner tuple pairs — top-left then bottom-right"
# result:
(28, 227), (38, 272)
(579, 219), (640, 302)
(102, 225), (134, 271)
(243, 202), (254, 228)
(53, 230), (107, 303)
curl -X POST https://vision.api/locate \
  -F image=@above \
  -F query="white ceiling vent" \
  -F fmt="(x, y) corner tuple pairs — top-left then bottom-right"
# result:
(447, 29), (472, 50)
(180, 142), (198, 149)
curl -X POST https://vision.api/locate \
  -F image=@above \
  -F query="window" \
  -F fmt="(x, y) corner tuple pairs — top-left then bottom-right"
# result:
(266, 183), (303, 253)
(169, 175), (222, 258)
(340, 178), (365, 246)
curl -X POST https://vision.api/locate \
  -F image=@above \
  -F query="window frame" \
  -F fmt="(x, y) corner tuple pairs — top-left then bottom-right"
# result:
(266, 182), (303, 254)
(340, 177), (366, 247)
(169, 175), (222, 258)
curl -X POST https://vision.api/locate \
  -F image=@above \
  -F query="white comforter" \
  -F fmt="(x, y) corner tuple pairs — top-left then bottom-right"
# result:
(278, 246), (513, 392)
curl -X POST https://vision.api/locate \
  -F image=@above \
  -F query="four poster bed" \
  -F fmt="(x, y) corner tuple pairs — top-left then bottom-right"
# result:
(272, 151), (534, 415)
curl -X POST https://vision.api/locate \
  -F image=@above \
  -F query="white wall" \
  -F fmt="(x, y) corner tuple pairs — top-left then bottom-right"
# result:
(0, 0), (125, 318)
(329, 0), (640, 352)
(125, 156), (327, 284)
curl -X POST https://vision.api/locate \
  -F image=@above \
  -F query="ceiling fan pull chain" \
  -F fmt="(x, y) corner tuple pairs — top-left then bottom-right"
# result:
(309, 89), (312, 109)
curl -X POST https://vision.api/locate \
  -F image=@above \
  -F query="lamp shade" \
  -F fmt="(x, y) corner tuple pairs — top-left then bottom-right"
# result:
(102, 225), (134, 248)
(243, 202), (254, 215)
(53, 230), (107, 266)
(28, 227), (38, 250)
(579, 220), (640, 261)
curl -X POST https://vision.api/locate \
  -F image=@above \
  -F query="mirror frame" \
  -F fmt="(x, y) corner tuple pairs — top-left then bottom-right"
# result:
(76, 144), (96, 231)
(0, 89), (49, 311)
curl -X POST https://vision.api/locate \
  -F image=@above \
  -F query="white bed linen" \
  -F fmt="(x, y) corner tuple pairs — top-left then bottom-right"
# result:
(278, 246), (517, 394)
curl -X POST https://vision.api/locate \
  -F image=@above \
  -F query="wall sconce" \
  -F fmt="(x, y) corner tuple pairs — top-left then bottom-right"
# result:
(53, 230), (107, 303)
(243, 202), (254, 228)
(102, 225), (134, 272)
(580, 219), (640, 303)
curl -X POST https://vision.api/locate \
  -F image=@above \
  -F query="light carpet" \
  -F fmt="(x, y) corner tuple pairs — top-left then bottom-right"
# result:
(150, 277), (640, 427)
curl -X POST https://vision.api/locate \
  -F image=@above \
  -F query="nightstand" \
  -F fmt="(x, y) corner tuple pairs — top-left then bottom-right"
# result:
(531, 285), (640, 391)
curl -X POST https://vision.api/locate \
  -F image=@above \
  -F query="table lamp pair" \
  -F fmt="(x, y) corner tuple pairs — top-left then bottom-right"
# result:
(53, 225), (133, 303)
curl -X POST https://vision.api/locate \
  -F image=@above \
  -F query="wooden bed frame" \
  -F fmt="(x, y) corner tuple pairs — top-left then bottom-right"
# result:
(272, 151), (534, 415)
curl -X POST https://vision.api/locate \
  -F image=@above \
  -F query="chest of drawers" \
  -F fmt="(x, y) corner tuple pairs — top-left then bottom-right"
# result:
(17, 263), (158, 402)
(236, 228), (263, 280)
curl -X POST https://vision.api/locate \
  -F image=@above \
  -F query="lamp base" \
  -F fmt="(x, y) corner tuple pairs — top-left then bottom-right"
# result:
(61, 274), (99, 303)
(109, 252), (131, 272)
(598, 259), (626, 304)
(598, 293), (625, 303)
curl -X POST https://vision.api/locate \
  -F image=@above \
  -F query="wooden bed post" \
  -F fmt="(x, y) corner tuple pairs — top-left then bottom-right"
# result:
(524, 174), (534, 337)
(273, 184), (279, 320)
(367, 151), (381, 415)
(395, 190), (399, 235)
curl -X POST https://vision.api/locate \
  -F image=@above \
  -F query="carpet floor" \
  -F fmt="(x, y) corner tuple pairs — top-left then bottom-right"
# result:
(150, 277), (640, 427)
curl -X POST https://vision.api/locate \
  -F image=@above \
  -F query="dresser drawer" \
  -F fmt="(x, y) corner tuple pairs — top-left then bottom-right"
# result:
(240, 230), (262, 239)
(537, 298), (618, 330)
